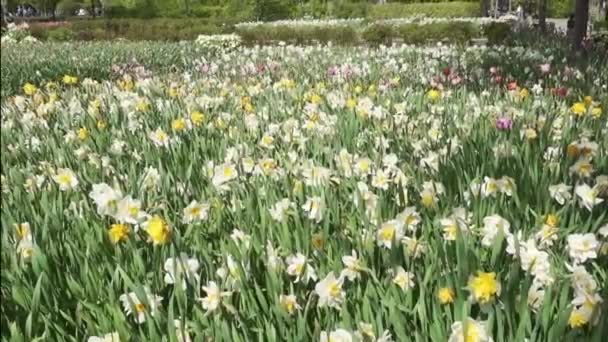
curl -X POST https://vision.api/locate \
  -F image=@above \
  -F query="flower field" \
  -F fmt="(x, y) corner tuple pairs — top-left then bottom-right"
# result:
(1, 43), (607, 341)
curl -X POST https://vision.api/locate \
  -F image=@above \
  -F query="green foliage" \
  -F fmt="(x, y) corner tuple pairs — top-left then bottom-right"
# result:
(190, 5), (224, 18)
(237, 24), (358, 45)
(236, 21), (497, 47)
(362, 23), (393, 46)
(394, 22), (481, 44)
(253, 0), (295, 21)
(56, 0), (86, 16)
(548, 0), (574, 18)
(46, 27), (76, 41)
(483, 22), (512, 45)
(368, 2), (480, 19)
(331, 0), (369, 19)
(28, 18), (229, 41)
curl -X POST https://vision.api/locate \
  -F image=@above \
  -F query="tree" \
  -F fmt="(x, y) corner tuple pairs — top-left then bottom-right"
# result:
(572, 0), (589, 51)
(1, 0), (7, 29)
(30, 0), (61, 19)
(481, 0), (490, 16)
(538, 0), (547, 31)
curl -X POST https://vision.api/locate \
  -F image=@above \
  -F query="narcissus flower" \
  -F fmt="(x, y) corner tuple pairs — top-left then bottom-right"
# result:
(448, 318), (493, 342)
(279, 294), (300, 315)
(87, 332), (120, 342)
(427, 89), (441, 101)
(315, 272), (345, 309)
(467, 271), (501, 304)
(198, 281), (232, 314)
(52, 168), (79, 191)
(571, 102), (586, 116)
(62, 75), (78, 85)
(23, 83), (38, 95)
(567, 233), (599, 264)
(164, 254), (200, 289)
(143, 216), (171, 245)
(119, 287), (162, 324)
(392, 267), (415, 291)
(108, 223), (129, 244)
(320, 329), (353, 342)
(438, 287), (455, 304)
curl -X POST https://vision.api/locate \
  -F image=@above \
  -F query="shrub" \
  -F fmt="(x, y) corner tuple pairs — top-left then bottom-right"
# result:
(332, 1), (369, 19)
(368, 2), (480, 20)
(47, 27), (76, 41)
(548, 0), (574, 18)
(363, 23), (394, 46)
(237, 25), (358, 45)
(253, 0), (294, 21)
(34, 19), (228, 41)
(484, 22), (512, 45)
(190, 5), (224, 18)
(395, 22), (480, 44)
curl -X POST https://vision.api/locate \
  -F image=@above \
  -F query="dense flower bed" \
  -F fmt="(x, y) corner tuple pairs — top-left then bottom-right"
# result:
(1, 44), (607, 341)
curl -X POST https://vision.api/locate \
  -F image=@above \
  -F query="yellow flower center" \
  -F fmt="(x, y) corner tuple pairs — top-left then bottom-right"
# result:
(57, 174), (72, 186)
(444, 225), (457, 239)
(189, 206), (201, 216)
(379, 225), (395, 241)
(568, 310), (588, 328)
(134, 303), (146, 313)
(421, 193), (435, 208)
(545, 214), (559, 227)
(223, 167), (234, 178)
(329, 281), (341, 298)
(464, 322), (480, 342)
(16, 225), (30, 240)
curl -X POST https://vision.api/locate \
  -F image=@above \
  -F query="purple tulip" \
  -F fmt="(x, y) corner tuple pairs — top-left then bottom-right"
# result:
(496, 117), (513, 131)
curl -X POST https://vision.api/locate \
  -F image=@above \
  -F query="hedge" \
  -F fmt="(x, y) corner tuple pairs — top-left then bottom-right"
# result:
(29, 18), (234, 41)
(237, 21), (508, 46)
(368, 2), (481, 20)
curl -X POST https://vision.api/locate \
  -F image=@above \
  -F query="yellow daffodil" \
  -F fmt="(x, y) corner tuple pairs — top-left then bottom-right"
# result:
(190, 111), (205, 126)
(468, 271), (501, 304)
(23, 83), (38, 96)
(172, 118), (187, 132)
(427, 89), (441, 101)
(437, 287), (455, 304)
(583, 96), (593, 106)
(545, 214), (559, 228)
(144, 216), (171, 245)
(571, 102), (586, 116)
(108, 224), (129, 244)
(62, 75), (78, 85)
(77, 128), (89, 140)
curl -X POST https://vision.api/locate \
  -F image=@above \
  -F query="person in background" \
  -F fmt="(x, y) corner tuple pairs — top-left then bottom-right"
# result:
(516, 5), (524, 20)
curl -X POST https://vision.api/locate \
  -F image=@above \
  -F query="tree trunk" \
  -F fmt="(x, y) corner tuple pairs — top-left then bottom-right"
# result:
(572, 0), (590, 51)
(1, 2), (6, 29)
(539, 0), (547, 31)
(481, 0), (490, 16)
